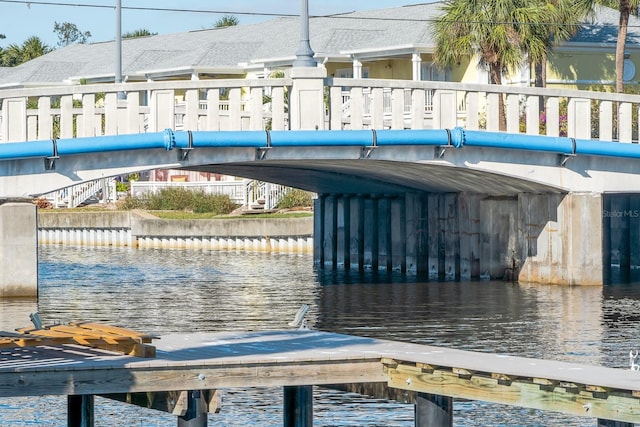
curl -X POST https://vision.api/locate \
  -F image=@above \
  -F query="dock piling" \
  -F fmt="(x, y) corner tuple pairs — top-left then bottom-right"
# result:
(415, 392), (453, 427)
(67, 394), (94, 427)
(177, 390), (208, 427)
(283, 385), (313, 427)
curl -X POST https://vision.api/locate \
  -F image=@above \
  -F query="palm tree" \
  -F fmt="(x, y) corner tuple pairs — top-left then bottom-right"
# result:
(433, 0), (595, 129)
(1, 36), (51, 66)
(527, 0), (595, 88)
(22, 36), (53, 60)
(123, 29), (157, 39)
(433, 0), (550, 130)
(597, 0), (640, 92)
(614, 0), (640, 92)
(214, 15), (239, 28)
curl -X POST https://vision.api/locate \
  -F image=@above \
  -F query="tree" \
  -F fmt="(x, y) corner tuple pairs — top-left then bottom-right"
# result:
(214, 15), (239, 28)
(1, 36), (52, 66)
(526, 0), (595, 88)
(433, 0), (546, 130)
(122, 29), (157, 39)
(614, 0), (640, 92)
(432, 0), (593, 129)
(53, 21), (91, 47)
(596, 1), (640, 92)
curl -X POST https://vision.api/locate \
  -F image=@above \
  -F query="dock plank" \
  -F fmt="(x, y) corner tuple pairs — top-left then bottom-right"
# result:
(0, 330), (639, 423)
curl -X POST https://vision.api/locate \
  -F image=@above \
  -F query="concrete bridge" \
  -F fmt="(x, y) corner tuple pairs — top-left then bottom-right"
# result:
(3, 68), (640, 296)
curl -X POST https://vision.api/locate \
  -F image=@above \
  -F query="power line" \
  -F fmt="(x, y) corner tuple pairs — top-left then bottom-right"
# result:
(0, 0), (300, 18)
(0, 0), (637, 29)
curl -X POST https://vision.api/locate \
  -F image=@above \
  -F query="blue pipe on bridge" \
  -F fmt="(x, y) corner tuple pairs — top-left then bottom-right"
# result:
(2, 127), (640, 162)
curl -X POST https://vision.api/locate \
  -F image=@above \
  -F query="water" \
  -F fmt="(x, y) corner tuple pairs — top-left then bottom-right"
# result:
(2, 246), (640, 426)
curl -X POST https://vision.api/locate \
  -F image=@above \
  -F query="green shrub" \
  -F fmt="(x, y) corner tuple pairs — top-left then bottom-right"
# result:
(119, 187), (238, 215)
(115, 181), (129, 192)
(145, 187), (196, 211)
(117, 196), (145, 210)
(276, 189), (313, 209)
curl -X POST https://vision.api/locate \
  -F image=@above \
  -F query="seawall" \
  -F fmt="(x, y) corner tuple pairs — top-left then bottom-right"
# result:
(38, 211), (314, 253)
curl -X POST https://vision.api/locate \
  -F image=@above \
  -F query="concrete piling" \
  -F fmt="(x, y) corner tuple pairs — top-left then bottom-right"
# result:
(0, 200), (38, 297)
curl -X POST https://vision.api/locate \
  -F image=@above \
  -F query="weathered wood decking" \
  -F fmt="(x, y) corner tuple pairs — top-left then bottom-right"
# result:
(1, 330), (639, 423)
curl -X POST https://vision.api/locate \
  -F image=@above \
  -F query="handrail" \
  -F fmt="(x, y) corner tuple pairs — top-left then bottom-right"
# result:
(328, 77), (640, 105)
(0, 78), (293, 99)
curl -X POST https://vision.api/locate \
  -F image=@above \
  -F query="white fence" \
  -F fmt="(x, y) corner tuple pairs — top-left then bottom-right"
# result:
(45, 179), (117, 208)
(130, 180), (246, 206)
(130, 179), (292, 211)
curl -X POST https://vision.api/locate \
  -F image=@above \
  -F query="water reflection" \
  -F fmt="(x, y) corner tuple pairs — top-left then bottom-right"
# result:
(1, 246), (639, 426)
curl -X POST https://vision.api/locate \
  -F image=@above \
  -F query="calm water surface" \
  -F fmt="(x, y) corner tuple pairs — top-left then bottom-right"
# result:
(2, 246), (640, 426)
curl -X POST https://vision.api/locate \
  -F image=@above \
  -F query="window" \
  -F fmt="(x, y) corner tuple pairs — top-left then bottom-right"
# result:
(421, 63), (446, 81)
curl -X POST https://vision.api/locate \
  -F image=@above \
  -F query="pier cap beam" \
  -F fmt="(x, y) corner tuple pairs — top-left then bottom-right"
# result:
(0, 199), (37, 298)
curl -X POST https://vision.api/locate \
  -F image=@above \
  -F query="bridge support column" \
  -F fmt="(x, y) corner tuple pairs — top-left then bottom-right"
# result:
(603, 193), (640, 283)
(415, 393), (453, 427)
(350, 196), (365, 270)
(316, 191), (606, 285)
(518, 192), (604, 285)
(283, 385), (313, 427)
(0, 200), (38, 297)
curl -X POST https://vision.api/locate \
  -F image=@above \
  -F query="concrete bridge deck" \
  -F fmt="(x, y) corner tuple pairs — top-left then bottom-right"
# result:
(1, 329), (638, 425)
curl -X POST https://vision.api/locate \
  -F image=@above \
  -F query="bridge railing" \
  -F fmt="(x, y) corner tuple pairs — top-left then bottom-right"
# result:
(0, 78), (292, 143)
(3, 75), (640, 143)
(329, 78), (640, 142)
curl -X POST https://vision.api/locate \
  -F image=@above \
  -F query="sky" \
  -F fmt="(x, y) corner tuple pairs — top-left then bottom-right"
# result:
(0, 0), (420, 48)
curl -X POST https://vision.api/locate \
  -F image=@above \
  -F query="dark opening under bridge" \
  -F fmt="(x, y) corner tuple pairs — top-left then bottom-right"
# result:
(2, 126), (640, 296)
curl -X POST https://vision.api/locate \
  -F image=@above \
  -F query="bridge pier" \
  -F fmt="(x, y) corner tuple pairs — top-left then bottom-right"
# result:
(603, 193), (640, 284)
(314, 191), (606, 285)
(0, 200), (38, 297)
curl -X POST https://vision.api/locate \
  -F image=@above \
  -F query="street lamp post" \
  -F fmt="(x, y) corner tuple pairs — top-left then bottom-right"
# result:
(293, 0), (316, 67)
(115, 0), (122, 85)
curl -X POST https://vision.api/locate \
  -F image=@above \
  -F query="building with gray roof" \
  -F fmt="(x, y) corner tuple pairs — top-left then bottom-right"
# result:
(0, 2), (639, 89)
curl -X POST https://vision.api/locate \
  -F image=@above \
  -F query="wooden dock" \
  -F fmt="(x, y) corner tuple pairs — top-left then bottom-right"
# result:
(1, 329), (639, 426)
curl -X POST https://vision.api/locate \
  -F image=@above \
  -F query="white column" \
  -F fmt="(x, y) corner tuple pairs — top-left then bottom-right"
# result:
(352, 58), (363, 79)
(412, 53), (422, 81)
